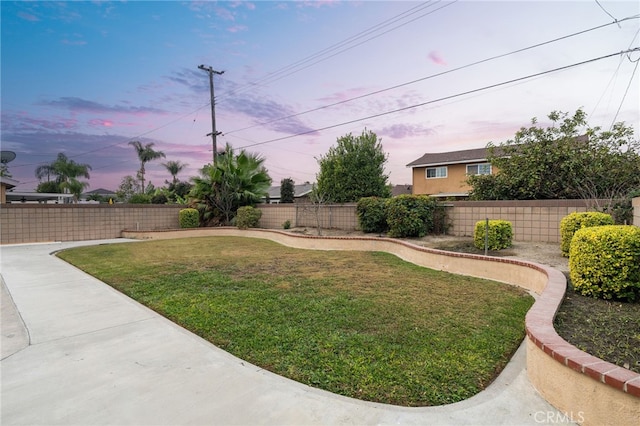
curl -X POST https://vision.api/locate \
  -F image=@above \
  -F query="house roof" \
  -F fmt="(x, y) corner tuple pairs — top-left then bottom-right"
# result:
(407, 136), (588, 168)
(0, 176), (19, 189)
(267, 182), (314, 199)
(406, 147), (499, 168)
(84, 188), (117, 196)
(391, 184), (412, 197)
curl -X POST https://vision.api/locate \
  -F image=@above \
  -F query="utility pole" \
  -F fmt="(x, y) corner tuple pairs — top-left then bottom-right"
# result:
(198, 64), (224, 164)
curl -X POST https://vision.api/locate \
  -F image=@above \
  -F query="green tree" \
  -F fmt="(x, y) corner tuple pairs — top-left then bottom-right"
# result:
(189, 144), (272, 225)
(116, 175), (141, 202)
(280, 178), (295, 203)
(129, 140), (165, 193)
(467, 109), (640, 207)
(34, 153), (91, 202)
(316, 129), (391, 203)
(163, 160), (187, 185)
(0, 162), (12, 178)
(36, 181), (62, 193)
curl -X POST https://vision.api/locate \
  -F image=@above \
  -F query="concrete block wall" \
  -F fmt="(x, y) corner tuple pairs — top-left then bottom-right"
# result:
(257, 204), (296, 229)
(258, 203), (359, 231)
(445, 200), (598, 243)
(634, 197), (640, 227)
(1, 204), (182, 245)
(259, 200), (600, 243)
(1, 200), (613, 245)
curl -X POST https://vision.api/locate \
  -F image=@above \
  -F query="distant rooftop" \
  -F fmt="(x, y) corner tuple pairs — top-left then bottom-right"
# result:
(407, 146), (503, 168)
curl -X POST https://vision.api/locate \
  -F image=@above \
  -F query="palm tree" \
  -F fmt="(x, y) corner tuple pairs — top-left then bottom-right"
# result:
(190, 144), (271, 225)
(162, 160), (187, 185)
(129, 141), (166, 193)
(34, 153), (92, 202)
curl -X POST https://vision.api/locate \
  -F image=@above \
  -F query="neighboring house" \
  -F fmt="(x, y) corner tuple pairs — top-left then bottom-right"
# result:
(407, 146), (503, 198)
(265, 182), (314, 204)
(82, 188), (117, 202)
(1, 176), (74, 204)
(391, 184), (412, 197)
(0, 176), (19, 204)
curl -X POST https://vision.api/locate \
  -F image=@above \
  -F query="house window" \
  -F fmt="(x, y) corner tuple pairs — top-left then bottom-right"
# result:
(466, 163), (492, 175)
(426, 166), (447, 179)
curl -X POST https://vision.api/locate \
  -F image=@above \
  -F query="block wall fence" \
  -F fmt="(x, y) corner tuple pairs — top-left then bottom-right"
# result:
(0, 204), (182, 245)
(1, 198), (638, 245)
(258, 199), (621, 243)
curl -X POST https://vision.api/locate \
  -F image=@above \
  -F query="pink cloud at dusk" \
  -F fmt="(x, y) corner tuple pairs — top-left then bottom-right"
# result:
(378, 123), (436, 139)
(89, 119), (114, 127)
(428, 51), (446, 66)
(316, 87), (372, 104)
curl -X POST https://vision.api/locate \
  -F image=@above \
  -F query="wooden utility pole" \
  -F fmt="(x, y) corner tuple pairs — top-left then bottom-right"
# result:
(198, 64), (224, 164)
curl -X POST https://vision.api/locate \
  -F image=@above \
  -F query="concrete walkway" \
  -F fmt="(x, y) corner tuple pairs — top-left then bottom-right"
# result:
(1, 239), (571, 425)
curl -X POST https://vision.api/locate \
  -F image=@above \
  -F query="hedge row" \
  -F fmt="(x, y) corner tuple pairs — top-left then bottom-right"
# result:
(357, 195), (440, 238)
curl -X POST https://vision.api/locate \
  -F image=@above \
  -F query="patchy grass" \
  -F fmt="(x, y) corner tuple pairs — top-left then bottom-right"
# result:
(57, 236), (533, 406)
(555, 281), (640, 374)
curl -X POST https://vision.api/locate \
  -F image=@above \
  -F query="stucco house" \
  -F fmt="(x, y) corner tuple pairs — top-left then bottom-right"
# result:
(265, 182), (314, 204)
(406, 146), (503, 198)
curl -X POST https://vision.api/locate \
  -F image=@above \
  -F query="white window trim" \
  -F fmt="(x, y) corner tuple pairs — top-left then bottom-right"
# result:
(466, 163), (492, 176)
(426, 166), (448, 179)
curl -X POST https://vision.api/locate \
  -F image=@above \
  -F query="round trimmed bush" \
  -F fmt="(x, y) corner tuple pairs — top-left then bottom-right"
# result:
(474, 220), (513, 251)
(560, 212), (614, 257)
(179, 208), (199, 229)
(236, 206), (262, 229)
(569, 225), (640, 301)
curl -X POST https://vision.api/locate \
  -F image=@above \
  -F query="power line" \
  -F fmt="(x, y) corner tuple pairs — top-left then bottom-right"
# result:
(595, 0), (620, 26)
(224, 15), (639, 136)
(590, 25), (640, 119)
(237, 48), (640, 150)
(13, 15), (638, 170)
(610, 56), (640, 128)
(217, 1), (458, 101)
(11, 3), (456, 169)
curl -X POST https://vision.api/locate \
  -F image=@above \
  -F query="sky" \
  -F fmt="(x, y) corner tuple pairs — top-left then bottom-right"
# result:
(1, 0), (639, 193)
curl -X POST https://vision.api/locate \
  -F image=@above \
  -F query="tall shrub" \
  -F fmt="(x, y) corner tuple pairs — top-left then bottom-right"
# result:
(560, 212), (614, 256)
(569, 225), (640, 301)
(356, 197), (388, 233)
(474, 220), (513, 250)
(386, 195), (437, 238)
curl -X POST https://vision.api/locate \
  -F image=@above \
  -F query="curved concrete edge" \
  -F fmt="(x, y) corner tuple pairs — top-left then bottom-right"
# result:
(122, 227), (640, 424)
(1, 275), (30, 359)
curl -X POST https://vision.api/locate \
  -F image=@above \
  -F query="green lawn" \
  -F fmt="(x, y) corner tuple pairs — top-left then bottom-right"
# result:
(57, 236), (533, 406)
